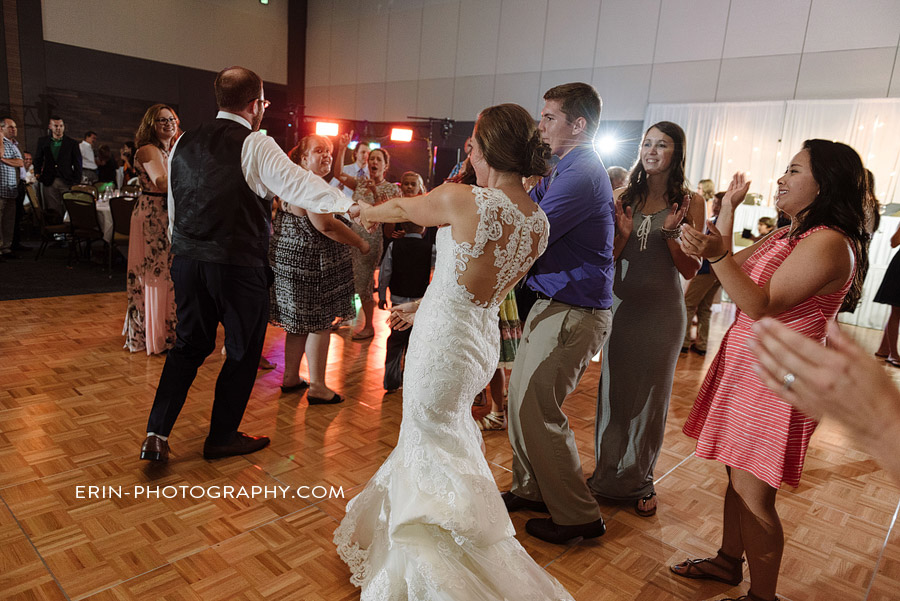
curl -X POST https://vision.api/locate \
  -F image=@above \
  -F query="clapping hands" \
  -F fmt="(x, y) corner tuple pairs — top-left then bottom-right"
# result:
(722, 172), (751, 211)
(615, 197), (633, 238)
(681, 219), (727, 259)
(663, 195), (691, 230)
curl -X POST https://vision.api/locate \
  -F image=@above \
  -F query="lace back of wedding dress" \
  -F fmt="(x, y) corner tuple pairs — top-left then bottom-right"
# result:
(452, 187), (548, 308)
(333, 185), (572, 601)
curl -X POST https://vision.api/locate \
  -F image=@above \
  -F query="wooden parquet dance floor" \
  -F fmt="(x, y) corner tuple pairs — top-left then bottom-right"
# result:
(1, 292), (898, 601)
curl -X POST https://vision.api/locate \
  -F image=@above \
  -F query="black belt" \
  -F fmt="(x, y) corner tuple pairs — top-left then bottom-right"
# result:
(534, 291), (611, 312)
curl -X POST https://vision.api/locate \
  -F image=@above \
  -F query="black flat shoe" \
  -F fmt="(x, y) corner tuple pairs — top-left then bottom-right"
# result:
(525, 516), (606, 544)
(280, 380), (310, 392)
(203, 432), (270, 460)
(307, 392), (343, 405)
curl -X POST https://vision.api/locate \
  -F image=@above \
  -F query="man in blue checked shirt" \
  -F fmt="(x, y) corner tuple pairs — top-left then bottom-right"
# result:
(0, 116), (24, 260)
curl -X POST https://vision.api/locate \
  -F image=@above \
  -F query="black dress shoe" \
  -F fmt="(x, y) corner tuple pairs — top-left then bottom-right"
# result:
(203, 432), (270, 459)
(501, 491), (549, 513)
(140, 435), (170, 462)
(307, 392), (344, 405)
(280, 379), (309, 392)
(525, 516), (606, 544)
(689, 344), (707, 356)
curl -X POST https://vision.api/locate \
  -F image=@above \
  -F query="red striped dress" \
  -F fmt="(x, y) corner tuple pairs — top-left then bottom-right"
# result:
(683, 226), (854, 488)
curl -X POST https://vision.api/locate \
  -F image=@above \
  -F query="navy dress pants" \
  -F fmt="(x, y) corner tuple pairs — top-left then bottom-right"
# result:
(146, 255), (270, 445)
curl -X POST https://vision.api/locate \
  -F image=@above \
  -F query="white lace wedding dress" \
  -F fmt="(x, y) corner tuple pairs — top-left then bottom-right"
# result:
(334, 187), (574, 600)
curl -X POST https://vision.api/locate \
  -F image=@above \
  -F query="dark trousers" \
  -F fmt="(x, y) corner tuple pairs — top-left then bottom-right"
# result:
(147, 255), (270, 444)
(383, 327), (412, 390)
(12, 184), (25, 247)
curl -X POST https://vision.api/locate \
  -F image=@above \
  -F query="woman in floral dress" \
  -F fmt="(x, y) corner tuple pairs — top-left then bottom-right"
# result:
(332, 135), (401, 339)
(123, 104), (179, 354)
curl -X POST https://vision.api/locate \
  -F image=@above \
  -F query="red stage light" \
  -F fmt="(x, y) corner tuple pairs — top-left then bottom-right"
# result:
(390, 128), (413, 142)
(315, 122), (339, 136)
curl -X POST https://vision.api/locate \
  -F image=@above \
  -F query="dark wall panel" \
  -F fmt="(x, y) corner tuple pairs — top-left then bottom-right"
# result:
(17, 0), (48, 150)
(0, 6), (9, 111)
(43, 42), (181, 104)
(32, 42), (287, 154)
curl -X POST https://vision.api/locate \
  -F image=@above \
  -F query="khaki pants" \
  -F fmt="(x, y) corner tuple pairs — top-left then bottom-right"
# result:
(682, 272), (720, 351)
(40, 178), (70, 222)
(507, 298), (611, 525)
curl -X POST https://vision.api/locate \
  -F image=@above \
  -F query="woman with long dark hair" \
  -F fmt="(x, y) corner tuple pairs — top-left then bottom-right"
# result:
(588, 121), (705, 517)
(123, 104), (180, 354)
(673, 140), (869, 601)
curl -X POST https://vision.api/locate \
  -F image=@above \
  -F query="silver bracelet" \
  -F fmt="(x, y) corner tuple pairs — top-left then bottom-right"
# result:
(660, 225), (682, 240)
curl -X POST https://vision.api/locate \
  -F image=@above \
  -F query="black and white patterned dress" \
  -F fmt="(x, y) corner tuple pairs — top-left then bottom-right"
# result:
(269, 209), (356, 335)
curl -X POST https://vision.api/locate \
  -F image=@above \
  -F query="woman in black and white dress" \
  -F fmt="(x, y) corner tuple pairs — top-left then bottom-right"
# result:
(269, 135), (370, 403)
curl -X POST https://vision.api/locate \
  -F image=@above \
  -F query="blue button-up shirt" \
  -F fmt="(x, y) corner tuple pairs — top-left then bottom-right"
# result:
(527, 144), (615, 308)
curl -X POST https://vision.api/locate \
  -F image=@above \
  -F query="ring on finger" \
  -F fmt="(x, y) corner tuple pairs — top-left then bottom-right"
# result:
(782, 372), (796, 391)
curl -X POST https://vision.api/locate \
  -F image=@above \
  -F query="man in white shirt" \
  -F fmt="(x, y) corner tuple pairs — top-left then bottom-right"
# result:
(141, 66), (360, 464)
(79, 131), (98, 183)
(332, 140), (369, 197)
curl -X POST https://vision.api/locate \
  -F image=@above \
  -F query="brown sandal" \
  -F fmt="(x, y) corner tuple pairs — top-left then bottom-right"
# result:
(635, 492), (657, 517)
(670, 548), (745, 586)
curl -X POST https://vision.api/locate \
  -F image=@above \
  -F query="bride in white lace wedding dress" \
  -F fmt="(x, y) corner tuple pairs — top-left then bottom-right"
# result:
(333, 104), (574, 601)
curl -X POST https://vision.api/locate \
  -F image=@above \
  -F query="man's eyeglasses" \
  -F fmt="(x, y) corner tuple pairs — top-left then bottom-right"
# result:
(258, 99), (271, 109)
(155, 117), (177, 125)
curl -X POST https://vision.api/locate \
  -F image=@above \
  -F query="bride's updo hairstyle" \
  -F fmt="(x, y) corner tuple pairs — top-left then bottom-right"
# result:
(473, 103), (550, 178)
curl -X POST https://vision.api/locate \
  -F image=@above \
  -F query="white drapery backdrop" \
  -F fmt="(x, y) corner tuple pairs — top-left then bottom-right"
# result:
(643, 99), (900, 330)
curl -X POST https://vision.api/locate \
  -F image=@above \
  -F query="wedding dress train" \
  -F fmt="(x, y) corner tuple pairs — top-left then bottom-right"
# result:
(334, 186), (574, 600)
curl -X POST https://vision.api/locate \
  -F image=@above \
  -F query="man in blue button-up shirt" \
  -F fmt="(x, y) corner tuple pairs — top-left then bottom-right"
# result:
(504, 82), (616, 545)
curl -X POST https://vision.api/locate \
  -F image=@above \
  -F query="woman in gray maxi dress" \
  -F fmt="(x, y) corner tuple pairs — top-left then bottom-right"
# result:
(588, 121), (705, 516)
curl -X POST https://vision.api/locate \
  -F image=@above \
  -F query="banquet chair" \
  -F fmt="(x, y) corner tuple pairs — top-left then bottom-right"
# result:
(63, 191), (108, 266)
(28, 185), (70, 261)
(108, 195), (136, 275)
(121, 184), (141, 197)
(71, 184), (99, 199)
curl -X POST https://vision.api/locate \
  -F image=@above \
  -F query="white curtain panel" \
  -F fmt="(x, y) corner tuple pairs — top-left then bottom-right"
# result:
(643, 98), (900, 330)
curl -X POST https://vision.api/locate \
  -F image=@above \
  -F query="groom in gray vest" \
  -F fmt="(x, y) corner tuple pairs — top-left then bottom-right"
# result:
(140, 66), (358, 463)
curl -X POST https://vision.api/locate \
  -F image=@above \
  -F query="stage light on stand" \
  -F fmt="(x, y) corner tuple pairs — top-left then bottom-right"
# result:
(368, 142), (381, 149)
(391, 128), (414, 142)
(348, 141), (358, 150)
(315, 122), (339, 136)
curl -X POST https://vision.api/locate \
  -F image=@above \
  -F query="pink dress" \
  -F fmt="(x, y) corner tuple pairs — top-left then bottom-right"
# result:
(683, 226), (853, 488)
(122, 147), (176, 354)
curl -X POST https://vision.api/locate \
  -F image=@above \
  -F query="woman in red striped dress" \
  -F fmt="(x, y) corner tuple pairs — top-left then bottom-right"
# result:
(671, 140), (870, 601)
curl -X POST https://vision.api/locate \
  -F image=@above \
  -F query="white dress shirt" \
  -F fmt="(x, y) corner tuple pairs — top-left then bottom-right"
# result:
(168, 111), (354, 236)
(79, 140), (97, 170)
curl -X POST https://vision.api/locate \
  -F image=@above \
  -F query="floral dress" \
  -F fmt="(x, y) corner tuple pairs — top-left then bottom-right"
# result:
(350, 178), (401, 299)
(122, 146), (176, 354)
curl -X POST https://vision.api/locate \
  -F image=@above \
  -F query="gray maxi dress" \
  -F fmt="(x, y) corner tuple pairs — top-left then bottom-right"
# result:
(588, 207), (687, 501)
